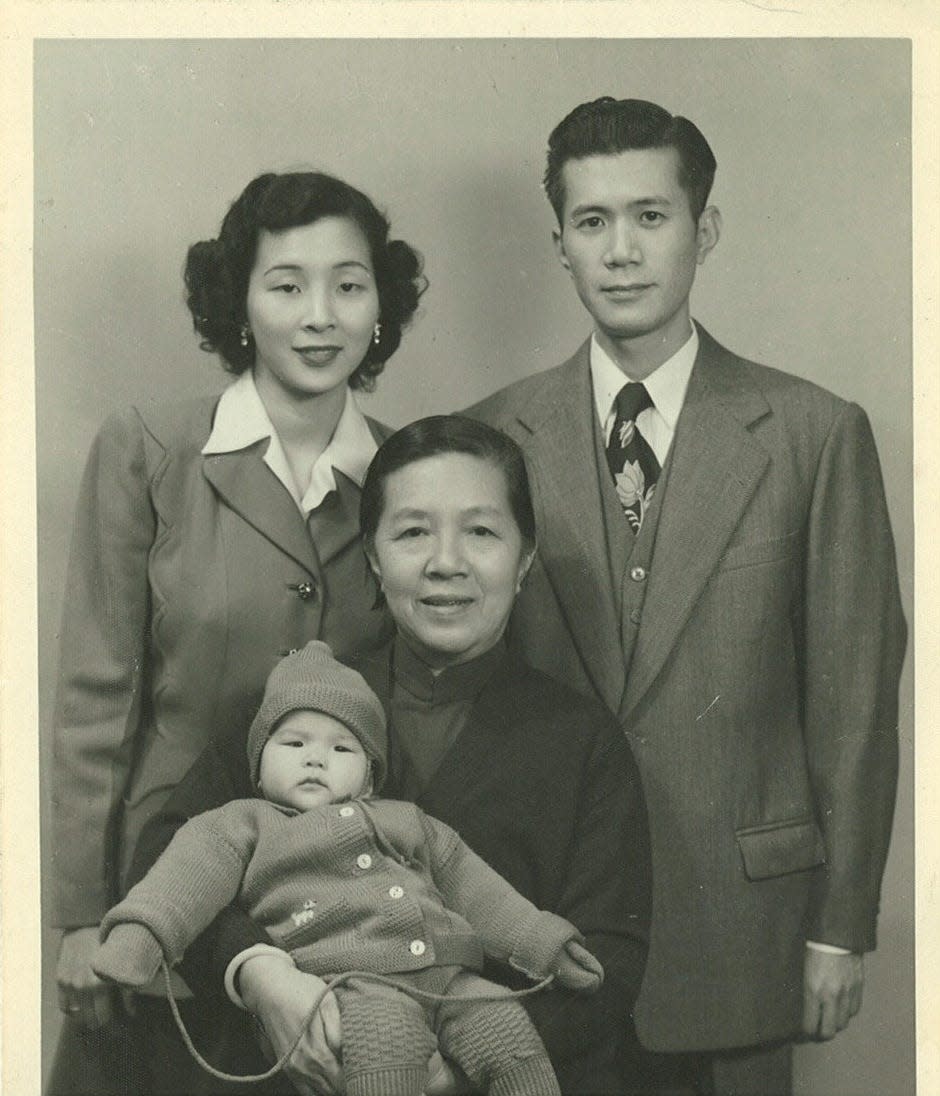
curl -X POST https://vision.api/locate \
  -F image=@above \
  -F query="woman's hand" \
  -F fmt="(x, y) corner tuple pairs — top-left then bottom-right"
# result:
(239, 953), (345, 1095)
(56, 926), (117, 1030)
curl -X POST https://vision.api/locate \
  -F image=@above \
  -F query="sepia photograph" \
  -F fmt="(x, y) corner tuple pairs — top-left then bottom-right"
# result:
(2, 12), (935, 1096)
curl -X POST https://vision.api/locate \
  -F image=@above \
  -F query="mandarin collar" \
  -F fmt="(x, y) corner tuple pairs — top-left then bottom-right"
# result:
(391, 635), (507, 704)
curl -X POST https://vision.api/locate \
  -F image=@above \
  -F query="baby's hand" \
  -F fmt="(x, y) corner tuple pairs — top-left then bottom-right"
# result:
(551, 939), (604, 993)
(92, 923), (166, 988)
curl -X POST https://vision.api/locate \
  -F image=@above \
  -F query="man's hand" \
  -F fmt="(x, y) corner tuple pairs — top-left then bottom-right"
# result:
(56, 926), (118, 1030)
(802, 949), (864, 1040)
(240, 953), (344, 1095)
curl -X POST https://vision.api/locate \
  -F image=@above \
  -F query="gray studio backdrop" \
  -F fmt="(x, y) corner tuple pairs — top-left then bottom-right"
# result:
(35, 38), (913, 1095)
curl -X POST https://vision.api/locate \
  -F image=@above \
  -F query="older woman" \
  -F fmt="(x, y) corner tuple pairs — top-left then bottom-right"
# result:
(130, 416), (652, 1095)
(48, 171), (424, 1094)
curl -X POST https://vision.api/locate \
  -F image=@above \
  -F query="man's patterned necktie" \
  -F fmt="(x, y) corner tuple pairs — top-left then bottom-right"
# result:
(605, 382), (661, 532)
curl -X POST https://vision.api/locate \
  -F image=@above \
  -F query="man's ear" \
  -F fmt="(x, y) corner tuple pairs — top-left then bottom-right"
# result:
(695, 206), (722, 265)
(553, 229), (572, 275)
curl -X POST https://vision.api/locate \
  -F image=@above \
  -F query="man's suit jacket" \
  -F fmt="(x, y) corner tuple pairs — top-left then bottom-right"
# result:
(468, 325), (906, 1052)
(52, 396), (392, 929)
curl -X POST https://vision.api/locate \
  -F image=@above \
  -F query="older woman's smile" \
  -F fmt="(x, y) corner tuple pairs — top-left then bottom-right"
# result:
(419, 593), (475, 610)
(368, 453), (533, 669)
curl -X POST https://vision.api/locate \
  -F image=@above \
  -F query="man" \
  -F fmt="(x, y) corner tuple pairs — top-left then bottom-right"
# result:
(468, 98), (906, 1095)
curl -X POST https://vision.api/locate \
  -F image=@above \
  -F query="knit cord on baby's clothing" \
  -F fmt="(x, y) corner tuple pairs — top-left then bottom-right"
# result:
(161, 960), (555, 1084)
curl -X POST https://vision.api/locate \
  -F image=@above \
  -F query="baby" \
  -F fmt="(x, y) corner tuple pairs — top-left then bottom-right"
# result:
(93, 641), (603, 1096)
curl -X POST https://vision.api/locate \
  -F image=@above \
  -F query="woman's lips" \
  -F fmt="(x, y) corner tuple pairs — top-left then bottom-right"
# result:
(294, 346), (341, 365)
(419, 595), (474, 613)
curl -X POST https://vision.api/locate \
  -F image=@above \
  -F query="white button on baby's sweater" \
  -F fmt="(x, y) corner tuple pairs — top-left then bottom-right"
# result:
(388, 886), (404, 899)
(339, 806), (355, 818)
(409, 940), (426, 956)
(356, 854), (373, 870)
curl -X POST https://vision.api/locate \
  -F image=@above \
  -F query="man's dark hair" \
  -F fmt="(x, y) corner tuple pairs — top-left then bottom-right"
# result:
(544, 97), (717, 224)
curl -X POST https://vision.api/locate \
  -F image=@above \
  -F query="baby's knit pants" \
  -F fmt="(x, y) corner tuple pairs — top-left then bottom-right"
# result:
(337, 968), (561, 1096)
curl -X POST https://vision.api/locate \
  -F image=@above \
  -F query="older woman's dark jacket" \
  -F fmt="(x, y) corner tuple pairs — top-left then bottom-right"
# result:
(130, 643), (651, 1095)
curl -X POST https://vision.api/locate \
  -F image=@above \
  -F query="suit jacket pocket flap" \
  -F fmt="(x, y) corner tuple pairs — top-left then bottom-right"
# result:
(717, 530), (800, 572)
(735, 818), (826, 881)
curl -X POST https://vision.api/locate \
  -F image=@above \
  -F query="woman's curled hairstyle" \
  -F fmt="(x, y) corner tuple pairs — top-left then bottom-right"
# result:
(185, 171), (426, 389)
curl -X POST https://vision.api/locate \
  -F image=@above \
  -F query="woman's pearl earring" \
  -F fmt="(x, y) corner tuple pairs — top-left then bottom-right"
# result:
(373, 322), (382, 346)
(240, 325), (251, 348)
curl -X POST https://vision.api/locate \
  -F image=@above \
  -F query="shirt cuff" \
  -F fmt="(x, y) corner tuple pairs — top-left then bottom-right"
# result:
(806, 940), (852, 955)
(224, 944), (296, 1009)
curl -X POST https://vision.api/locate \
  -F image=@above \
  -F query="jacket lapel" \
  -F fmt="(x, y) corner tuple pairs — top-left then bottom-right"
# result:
(308, 416), (391, 566)
(307, 472), (362, 567)
(202, 444), (322, 576)
(202, 416), (389, 578)
(515, 344), (626, 711)
(621, 328), (771, 717)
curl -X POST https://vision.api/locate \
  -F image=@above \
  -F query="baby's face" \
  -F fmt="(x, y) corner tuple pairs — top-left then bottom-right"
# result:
(259, 710), (369, 811)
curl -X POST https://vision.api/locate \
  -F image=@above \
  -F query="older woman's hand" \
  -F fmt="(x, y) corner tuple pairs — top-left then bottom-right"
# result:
(239, 953), (345, 1094)
(56, 926), (118, 1030)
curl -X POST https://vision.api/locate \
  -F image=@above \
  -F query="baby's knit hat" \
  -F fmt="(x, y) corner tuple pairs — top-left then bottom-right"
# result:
(247, 641), (388, 793)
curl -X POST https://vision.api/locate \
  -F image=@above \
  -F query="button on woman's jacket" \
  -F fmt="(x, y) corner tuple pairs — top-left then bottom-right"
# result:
(51, 396), (391, 927)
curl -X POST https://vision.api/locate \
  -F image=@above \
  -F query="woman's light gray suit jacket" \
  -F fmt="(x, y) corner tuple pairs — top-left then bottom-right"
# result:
(51, 394), (391, 929)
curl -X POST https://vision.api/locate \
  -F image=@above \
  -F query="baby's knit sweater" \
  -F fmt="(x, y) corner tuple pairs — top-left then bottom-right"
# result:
(95, 797), (584, 987)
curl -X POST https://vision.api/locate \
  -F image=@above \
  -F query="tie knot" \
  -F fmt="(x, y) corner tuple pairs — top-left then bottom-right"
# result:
(615, 382), (653, 424)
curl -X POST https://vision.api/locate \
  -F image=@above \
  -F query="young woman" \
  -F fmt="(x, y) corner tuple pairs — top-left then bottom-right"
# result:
(48, 171), (425, 1094)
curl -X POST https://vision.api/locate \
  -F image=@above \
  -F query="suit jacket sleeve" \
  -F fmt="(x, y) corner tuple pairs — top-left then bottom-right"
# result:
(523, 726), (651, 1063)
(802, 401), (906, 951)
(51, 409), (157, 927)
(126, 737), (276, 995)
